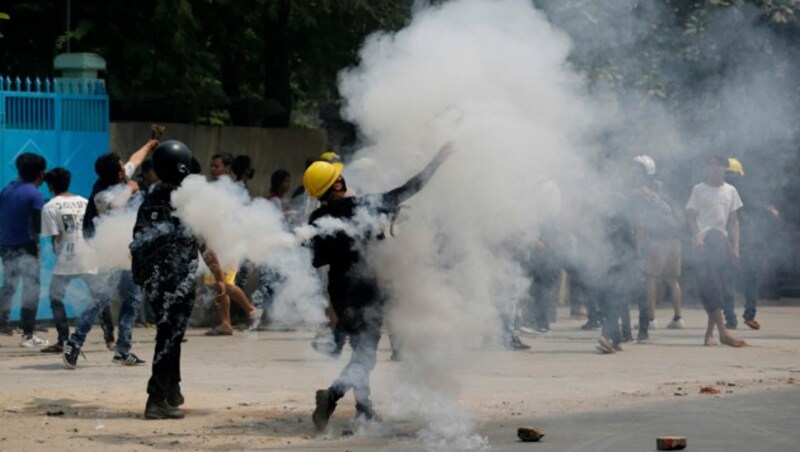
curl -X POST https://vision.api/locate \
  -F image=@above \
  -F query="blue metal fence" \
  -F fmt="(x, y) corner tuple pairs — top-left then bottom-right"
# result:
(1, 75), (110, 322)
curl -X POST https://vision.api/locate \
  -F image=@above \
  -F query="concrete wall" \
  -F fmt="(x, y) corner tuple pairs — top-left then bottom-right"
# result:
(110, 122), (326, 197)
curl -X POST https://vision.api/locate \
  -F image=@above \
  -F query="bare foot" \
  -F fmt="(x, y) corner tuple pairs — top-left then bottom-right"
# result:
(204, 325), (233, 336)
(720, 335), (747, 348)
(704, 336), (718, 346)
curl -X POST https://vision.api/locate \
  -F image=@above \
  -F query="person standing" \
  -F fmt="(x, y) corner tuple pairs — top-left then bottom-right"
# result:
(305, 144), (453, 431)
(722, 158), (778, 331)
(686, 155), (746, 347)
(130, 140), (227, 419)
(39, 168), (105, 353)
(0, 153), (48, 346)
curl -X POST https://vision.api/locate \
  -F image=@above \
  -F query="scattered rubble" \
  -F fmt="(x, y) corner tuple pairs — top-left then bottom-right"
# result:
(657, 436), (687, 450)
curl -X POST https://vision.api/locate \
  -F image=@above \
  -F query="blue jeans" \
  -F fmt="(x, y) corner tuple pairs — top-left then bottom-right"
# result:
(50, 274), (108, 345)
(602, 264), (645, 344)
(0, 243), (40, 335)
(330, 305), (382, 409)
(71, 270), (141, 353)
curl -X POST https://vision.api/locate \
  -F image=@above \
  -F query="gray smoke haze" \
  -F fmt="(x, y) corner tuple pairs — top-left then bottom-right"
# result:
(334, 0), (799, 448)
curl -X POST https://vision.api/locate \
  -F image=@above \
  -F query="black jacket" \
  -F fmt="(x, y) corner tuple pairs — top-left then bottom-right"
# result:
(309, 154), (447, 314)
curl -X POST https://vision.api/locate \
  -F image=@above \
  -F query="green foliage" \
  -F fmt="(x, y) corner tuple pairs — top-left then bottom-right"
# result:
(0, 11), (8, 38)
(1, 0), (797, 129)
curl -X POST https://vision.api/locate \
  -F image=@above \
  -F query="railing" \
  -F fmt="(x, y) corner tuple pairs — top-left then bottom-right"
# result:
(1, 75), (110, 321)
(0, 75), (108, 132)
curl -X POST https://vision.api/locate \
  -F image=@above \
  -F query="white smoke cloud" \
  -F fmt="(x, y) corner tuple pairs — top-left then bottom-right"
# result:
(337, 0), (612, 448)
(88, 206), (137, 271)
(170, 175), (329, 325)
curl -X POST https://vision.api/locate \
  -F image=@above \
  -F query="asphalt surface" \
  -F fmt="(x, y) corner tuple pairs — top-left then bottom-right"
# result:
(286, 388), (800, 451)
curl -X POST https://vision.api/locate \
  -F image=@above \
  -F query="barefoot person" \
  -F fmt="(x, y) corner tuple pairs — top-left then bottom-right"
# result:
(686, 155), (746, 348)
(305, 144), (453, 431)
(203, 270), (262, 336)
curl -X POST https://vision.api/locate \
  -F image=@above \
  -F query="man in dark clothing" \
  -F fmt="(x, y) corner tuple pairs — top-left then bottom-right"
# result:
(722, 158), (778, 331)
(597, 192), (643, 354)
(0, 153), (47, 345)
(305, 144), (453, 431)
(130, 140), (227, 419)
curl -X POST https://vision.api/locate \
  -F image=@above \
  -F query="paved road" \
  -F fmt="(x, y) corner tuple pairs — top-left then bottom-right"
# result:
(282, 388), (800, 451)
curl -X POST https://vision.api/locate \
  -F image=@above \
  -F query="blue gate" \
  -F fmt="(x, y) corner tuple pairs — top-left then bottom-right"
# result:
(0, 75), (109, 322)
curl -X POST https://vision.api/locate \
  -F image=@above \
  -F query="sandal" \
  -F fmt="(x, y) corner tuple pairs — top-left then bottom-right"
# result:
(596, 337), (616, 354)
(744, 319), (761, 330)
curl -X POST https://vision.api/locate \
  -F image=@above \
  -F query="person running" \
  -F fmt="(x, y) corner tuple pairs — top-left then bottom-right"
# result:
(64, 139), (158, 368)
(0, 153), (48, 346)
(39, 168), (108, 353)
(202, 270), (262, 336)
(686, 155), (746, 347)
(202, 153), (262, 335)
(306, 144), (453, 431)
(130, 140), (227, 419)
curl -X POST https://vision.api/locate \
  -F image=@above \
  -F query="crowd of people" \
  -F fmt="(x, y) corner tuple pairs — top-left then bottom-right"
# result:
(0, 136), (781, 423)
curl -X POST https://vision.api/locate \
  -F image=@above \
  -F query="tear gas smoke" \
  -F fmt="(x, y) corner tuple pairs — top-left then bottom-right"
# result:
(89, 208), (137, 271)
(171, 175), (329, 325)
(337, 0), (608, 448)
(333, 0), (800, 448)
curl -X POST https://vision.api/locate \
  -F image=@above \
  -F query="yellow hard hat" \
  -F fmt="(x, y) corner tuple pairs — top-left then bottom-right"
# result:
(303, 161), (343, 198)
(727, 158), (745, 176)
(320, 151), (342, 164)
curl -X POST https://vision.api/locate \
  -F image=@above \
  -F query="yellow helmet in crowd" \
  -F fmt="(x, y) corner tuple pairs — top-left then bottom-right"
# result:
(320, 151), (341, 163)
(303, 161), (343, 198)
(727, 157), (745, 176)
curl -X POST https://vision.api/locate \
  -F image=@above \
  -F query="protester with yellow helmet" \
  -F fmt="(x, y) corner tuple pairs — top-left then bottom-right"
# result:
(723, 156), (779, 331)
(306, 143), (454, 431)
(726, 158), (745, 176)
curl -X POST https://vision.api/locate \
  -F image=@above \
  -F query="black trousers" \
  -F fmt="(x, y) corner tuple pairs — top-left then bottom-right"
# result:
(697, 230), (732, 314)
(145, 275), (195, 400)
(0, 242), (40, 335)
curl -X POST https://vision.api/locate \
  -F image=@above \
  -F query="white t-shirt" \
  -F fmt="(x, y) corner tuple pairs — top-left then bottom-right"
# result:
(95, 162), (139, 215)
(685, 182), (743, 238)
(41, 195), (98, 275)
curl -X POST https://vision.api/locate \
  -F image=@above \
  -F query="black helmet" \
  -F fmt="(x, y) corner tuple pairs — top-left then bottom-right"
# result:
(153, 140), (192, 185)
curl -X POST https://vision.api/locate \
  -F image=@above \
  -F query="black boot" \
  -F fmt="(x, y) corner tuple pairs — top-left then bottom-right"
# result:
(312, 389), (337, 431)
(145, 396), (184, 420)
(167, 386), (184, 408)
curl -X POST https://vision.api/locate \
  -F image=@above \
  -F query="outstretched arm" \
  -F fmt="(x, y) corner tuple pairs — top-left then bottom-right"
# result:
(127, 139), (159, 170)
(381, 143), (454, 209)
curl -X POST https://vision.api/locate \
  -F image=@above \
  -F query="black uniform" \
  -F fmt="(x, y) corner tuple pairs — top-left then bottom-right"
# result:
(309, 154), (447, 413)
(131, 185), (199, 403)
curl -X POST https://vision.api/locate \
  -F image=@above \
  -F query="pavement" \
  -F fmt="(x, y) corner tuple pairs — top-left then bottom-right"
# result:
(0, 302), (798, 451)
